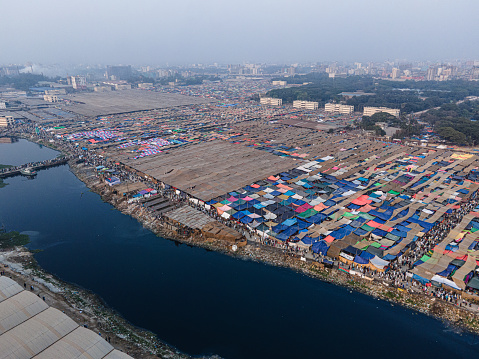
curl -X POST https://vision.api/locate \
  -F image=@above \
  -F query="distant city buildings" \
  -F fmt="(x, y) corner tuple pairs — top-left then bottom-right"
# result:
(0, 66), (20, 77)
(293, 100), (318, 110)
(227, 64), (262, 75)
(425, 65), (457, 81)
(272, 80), (287, 86)
(324, 103), (354, 114)
(260, 97), (282, 106)
(0, 102), (6, 109)
(363, 106), (400, 117)
(391, 68), (401, 79)
(106, 65), (132, 80)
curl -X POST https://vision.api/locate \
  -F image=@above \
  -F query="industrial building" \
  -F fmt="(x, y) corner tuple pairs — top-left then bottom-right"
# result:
(293, 100), (319, 110)
(260, 97), (282, 106)
(363, 106), (400, 117)
(324, 103), (354, 114)
(0, 276), (132, 358)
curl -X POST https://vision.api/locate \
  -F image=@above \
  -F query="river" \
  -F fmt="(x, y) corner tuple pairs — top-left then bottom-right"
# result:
(0, 139), (478, 358)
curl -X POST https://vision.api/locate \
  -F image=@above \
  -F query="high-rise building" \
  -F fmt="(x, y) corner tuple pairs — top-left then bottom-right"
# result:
(426, 67), (436, 81)
(391, 68), (401, 79)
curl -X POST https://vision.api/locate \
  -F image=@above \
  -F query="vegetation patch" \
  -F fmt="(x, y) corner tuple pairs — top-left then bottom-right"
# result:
(0, 231), (30, 249)
(421, 101), (479, 145)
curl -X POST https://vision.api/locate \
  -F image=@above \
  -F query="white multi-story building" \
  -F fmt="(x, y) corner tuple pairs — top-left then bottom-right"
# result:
(324, 103), (354, 114)
(260, 97), (282, 106)
(293, 100), (319, 110)
(363, 106), (400, 117)
(0, 102), (6, 109)
(43, 94), (59, 103)
(272, 80), (287, 86)
(0, 115), (14, 127)
(70, 75), (87, 90)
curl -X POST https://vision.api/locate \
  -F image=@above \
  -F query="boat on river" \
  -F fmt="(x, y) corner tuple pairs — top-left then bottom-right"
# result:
(20, 168), (37, 177)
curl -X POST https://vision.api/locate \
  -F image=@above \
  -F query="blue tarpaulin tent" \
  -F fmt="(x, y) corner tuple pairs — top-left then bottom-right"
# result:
(312, 240), (329, 255)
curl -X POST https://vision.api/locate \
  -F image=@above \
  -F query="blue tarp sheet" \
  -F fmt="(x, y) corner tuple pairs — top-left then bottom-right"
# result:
(342, 245), (362, 256)
(354, 255), (369, 264)
(413, 274), (430, 285)
(311, 240), (329, 255)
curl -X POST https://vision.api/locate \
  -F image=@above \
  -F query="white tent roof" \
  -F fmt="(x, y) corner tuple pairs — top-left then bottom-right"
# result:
(0, 290), (48, 334)
(0, 277), (133, 359)
(0, 277), (23, 303)
(36, 327), (114, 359)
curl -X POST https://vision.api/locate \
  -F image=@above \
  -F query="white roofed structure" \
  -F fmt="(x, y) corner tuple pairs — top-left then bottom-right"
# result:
(0, 276), (133, 359)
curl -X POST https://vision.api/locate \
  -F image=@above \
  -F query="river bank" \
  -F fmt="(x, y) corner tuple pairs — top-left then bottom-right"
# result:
(67, 152), (479, 336)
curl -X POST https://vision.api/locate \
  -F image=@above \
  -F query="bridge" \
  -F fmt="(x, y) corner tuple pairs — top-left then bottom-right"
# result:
(0, 156), (71, 178)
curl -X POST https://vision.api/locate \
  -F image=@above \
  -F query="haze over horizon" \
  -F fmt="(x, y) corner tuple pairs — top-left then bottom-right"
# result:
(2, 0), (479, 66)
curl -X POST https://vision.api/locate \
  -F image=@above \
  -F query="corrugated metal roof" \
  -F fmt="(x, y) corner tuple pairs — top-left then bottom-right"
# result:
(166, 205), (215, 229)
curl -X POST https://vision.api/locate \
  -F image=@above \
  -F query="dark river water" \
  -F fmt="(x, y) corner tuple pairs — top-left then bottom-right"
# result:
(1, 139), (478, 358)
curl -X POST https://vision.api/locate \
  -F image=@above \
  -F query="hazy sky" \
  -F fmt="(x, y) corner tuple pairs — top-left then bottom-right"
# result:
(2, 0), (479, 65)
